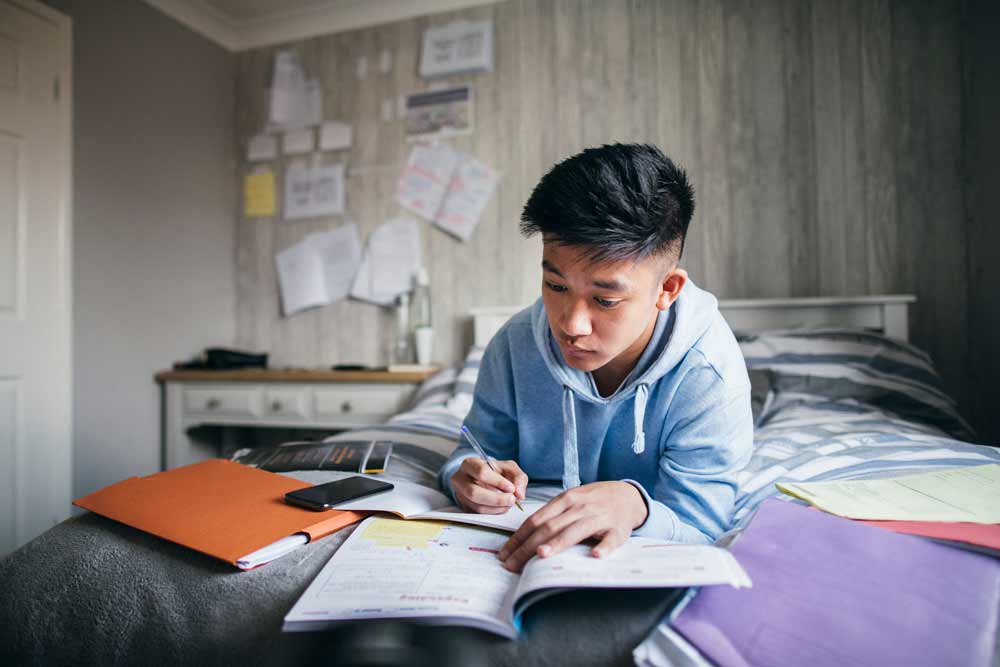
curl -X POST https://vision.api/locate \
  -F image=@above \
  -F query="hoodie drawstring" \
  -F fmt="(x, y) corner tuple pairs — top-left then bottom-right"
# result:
(560, 382), (650, 489)
(561, 386), (581, 489)
(632, 384), (649, 455)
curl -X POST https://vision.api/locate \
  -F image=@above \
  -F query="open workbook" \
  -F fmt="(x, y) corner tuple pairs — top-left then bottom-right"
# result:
(283, 516), (751, 639)
(290, 471), (554, 532)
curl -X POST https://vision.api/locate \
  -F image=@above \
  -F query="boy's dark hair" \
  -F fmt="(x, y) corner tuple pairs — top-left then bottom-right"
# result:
(520, 143), (695, 264)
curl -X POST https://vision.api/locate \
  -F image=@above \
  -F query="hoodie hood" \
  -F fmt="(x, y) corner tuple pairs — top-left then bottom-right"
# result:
(531, 280), (720, 488)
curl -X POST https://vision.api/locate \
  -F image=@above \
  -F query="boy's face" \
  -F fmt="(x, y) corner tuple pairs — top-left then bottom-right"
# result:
(540, 241), (687, 376)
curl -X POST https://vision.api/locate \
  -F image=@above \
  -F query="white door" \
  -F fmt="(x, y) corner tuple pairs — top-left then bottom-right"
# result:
(0, 0), (72, 555)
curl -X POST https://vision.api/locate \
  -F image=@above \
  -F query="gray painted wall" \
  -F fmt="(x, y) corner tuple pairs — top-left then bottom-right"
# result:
(233, 0), (988, 439)
(43, 0), (238, 496)
(963, 0), (1000, 443)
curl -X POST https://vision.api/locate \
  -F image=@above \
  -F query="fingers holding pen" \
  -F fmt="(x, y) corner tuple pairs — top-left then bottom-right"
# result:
(462, 457), (516, 493)
(494, 460), (529, 500)
(451, 457), (521, 514)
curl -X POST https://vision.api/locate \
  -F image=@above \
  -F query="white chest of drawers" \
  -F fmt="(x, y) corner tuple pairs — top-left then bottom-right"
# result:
(156, 369), (432, 469)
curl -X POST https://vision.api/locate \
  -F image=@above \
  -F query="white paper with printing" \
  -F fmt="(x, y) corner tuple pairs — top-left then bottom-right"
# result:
(275, 223), (361, 316)
(284, 516), (750, 638)
(349, 218), (422, 306)
(285, 163), (344, 220)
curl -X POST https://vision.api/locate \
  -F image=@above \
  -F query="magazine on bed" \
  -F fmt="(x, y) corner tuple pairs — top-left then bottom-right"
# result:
(232, 440), (447, 476)
(283, 516), (751, 639)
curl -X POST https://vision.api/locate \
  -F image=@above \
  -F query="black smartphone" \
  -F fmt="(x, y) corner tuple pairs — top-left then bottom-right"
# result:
(284, 476), (394, 511)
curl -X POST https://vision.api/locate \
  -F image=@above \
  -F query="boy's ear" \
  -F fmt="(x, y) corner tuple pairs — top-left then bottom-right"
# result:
(655, 268), (688, 311)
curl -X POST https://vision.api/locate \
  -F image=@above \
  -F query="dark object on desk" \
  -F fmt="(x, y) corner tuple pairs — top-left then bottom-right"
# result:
(234, 440), (420, 474)
(284, 477), (394, 511)
(174, 347), (268, 370)
(332, 364), (389, 371)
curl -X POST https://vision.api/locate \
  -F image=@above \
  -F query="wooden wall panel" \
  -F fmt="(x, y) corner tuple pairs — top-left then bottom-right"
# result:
(234, 0), (977, 434)
(963, 0), (1000, 444)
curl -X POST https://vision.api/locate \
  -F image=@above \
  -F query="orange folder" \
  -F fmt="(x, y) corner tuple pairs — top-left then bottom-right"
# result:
(73, 459), (366, 569)
(856, 518), (1000, 551)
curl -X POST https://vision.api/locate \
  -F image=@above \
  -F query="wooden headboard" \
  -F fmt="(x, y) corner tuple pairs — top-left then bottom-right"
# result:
(470, 295), (916, 348)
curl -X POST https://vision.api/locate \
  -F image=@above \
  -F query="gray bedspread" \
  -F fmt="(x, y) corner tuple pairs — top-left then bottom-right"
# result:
(0, 511), (681, 665)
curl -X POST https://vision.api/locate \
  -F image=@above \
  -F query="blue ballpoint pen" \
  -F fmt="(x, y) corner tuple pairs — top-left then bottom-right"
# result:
(460, 425), (525, 511)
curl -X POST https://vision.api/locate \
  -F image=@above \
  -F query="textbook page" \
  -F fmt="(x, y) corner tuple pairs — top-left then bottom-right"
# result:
(283, 517), (522, 638)
(512, 539), (751, 615)
(777, 463), (1000, 523)
(284, 518), (752, 638)
(295, 472), (540, 532)
(417, 502), (542, 532)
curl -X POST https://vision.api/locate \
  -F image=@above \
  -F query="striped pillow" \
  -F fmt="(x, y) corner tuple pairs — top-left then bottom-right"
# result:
(408, 367), (459, 410)
(737, 328), (975, 441)
(453, 346), (483, 398)
(403, 346), (483, 417)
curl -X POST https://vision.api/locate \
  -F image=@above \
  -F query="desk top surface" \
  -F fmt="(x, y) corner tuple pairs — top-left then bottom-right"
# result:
(155, 368), (436, 383)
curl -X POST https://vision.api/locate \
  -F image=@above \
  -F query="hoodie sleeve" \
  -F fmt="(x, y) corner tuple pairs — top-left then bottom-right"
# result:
(437, 330), (520, 500)
(628, 365), (753, 544)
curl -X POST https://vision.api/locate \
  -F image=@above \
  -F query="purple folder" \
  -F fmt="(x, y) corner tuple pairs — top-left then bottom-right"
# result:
(672, 498), (1000, 667)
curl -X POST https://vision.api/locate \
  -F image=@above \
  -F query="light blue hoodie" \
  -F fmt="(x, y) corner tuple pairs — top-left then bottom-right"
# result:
(438, 279), (754, 544)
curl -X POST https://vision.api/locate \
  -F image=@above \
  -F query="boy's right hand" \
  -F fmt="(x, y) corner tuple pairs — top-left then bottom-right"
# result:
(451, 458), (528, 514)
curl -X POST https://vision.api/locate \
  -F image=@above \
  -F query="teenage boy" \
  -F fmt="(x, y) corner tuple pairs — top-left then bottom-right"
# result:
(438, 144), (753, 573)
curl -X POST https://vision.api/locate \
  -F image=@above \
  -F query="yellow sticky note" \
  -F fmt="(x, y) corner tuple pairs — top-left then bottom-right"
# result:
(362, 518), (446, 548)
(244, 171), (275, 217)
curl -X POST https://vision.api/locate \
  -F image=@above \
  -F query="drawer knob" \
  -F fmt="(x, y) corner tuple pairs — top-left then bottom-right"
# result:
(270, 400), (283, 412)
(340, 401), (352, 414)
(205, 398), (221, 410)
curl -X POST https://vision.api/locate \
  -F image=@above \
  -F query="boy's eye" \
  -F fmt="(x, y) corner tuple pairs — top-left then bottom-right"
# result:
(594, 297), (620, 308)
(545, 281), (567, 293)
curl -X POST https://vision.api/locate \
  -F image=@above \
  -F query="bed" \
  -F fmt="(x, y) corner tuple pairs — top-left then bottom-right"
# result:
(2, 295), (998, 666)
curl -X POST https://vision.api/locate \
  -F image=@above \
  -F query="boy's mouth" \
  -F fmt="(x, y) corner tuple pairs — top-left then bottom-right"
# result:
(560, 341), (596, 357)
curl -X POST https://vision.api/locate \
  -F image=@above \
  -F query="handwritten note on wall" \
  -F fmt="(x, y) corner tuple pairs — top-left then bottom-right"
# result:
(397, 144), (498, 241)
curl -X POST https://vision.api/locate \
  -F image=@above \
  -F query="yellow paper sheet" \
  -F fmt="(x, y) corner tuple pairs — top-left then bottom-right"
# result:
(244, 171), (276, 217)
(361, 517), (446, 548)
(776, 463), (1000, 523)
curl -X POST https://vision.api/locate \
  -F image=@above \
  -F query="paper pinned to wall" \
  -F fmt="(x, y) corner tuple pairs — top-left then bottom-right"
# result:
(269, 50), (322, 130)
(285, 163), (345, 220)
(350, 218), (422, 306)
(435, 156), (499, 241)
(269, 51), (304, 126)
(275, 240), (328, 316)
(397, 143), (462, 222)
(244, 170), (276, 218)
(397, 144), (499, 241)
(319, 121), (352, 151)
(404, 86), (473, 141)
(419, 20), (494, 78)
(310, 225), (362, 304)
(275, 223), (362, 316)
(283, 128), (315, 156)
(247, 134), (278, 162)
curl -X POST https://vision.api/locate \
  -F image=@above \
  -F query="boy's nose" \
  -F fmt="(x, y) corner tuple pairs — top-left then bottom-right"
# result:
(561, 300), (592, 338)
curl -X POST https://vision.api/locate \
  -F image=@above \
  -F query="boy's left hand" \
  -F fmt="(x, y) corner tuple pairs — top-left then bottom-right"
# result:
(497, 481), (648, 572)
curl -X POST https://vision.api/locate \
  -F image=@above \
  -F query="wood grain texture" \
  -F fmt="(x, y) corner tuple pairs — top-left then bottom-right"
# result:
(234, 0), (976, 432)
(962, 0), (1000, 444)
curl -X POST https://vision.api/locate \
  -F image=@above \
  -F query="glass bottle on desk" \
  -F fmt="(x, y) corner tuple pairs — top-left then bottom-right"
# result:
(410, 267), (433, 366)
(393, 292), (414, 364)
